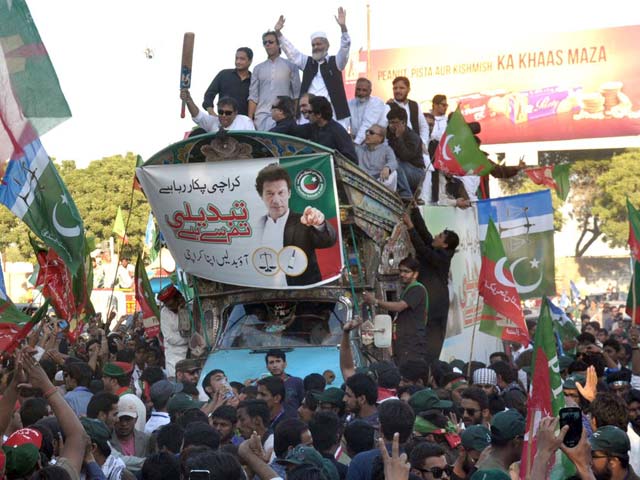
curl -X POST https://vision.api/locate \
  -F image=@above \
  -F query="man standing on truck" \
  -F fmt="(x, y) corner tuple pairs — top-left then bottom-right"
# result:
(158, 284), (189, 379)
(363, 257), (428, 365)
(403, 209), (459, 369)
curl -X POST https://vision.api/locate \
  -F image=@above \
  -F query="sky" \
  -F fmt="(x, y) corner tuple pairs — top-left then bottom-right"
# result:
(25, 0), (640, 168)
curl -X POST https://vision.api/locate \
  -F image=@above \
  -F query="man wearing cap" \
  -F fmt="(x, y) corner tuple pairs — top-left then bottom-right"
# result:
(145, 380), (183, 434)
(167, 392), (205, 424)
(102, 362), (134, 397)
(453, 425), (492, 479)
(475, 409), (525, 475)
(2, 429), (43, 480)
(81, 417), (127, 480)
(277, 444), (339, 480)
(110, 395), (152, 458)
(590, 425), (640, 479)
(472, 368), (498, 397)
(158, 284), (189, 379)
(274, 8), (351, 128)
(607, 369), (632, 399)
(313, 388), (345, 416)
(409, 388), (453, 416)
(175, 358), (201, 390)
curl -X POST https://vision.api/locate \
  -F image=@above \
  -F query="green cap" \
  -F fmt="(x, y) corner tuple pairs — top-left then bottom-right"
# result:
(490, 409), (525, 442)
(167, 392), (204, 414)
(2, 444), (40, 478)
(277, 445), (339, 480)
(80, 417), (111, 444)
(312, 388), (344, 406)
(589, 426), (630, 458)
(558, 355), (575, 371)
(470, 469), (511, 480)
(102, 361), (133, 378)
(461, 425), (491, 452)
(450, 359), (466, 372)
(409, 389), (453, 413)
(563, 374), (586, 390)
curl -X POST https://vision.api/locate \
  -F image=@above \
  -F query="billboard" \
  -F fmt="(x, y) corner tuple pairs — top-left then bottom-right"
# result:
(345, 25), (640, 144)
(137, 155), (343, 290)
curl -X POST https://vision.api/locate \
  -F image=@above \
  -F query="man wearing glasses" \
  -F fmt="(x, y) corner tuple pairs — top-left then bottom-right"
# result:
(180, 89), (255, 133)
(362, 257), (428, 365)
(248, 31), (301, 132)
(355, 124), (412, 199)
(430, 94), (449, 144)
(409, 442), (452, 479)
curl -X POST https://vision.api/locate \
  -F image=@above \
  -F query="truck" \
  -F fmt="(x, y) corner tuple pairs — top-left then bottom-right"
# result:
(137, 130), (414, 385)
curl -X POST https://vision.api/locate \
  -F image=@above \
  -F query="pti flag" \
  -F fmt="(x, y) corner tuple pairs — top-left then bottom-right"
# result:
(525, 164), (571, 201)
(135, 255), (161, 338)
(521, 298), (573, 480)
(478, 218), (529, 346)
(627, 260), (640, 324)
(0, 2), (84, 274)
(628, 198), (640, 261)
(0, 298), (49, 355)
(32, 241), (76, 321)
(477, 190), (556, 299)
(434, 109), (494, 176)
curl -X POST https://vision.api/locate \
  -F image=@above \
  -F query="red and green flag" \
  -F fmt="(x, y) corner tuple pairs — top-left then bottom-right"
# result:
(0, 1), (84, 274)
(434, 109), (494, 176)
(33, 245), (76, 321)
(626, 260), (640, 324)
(0, 298), (49, 356)
(521, 298), (573, 480)
(525, 164), (571, 201)
(135, 254), (161, 338)
(478, 218), (529, 346)
(628, 198), (640, 261)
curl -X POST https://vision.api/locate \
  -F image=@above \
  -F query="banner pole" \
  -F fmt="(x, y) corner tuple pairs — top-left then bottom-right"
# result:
(633, 261), (638, 325)
(467, 294), (481, 378)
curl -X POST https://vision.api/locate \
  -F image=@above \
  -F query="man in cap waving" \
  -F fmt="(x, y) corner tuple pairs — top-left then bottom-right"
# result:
(274, 8), (351, 128)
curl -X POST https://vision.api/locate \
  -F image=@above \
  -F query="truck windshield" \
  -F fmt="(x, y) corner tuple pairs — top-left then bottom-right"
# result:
(218, 300), (347, 349)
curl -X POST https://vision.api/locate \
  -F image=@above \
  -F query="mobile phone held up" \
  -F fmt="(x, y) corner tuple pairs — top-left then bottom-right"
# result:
(559, 406), (583, 448)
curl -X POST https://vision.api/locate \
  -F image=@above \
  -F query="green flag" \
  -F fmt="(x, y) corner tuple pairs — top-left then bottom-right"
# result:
(135, 254), (161, 337)
(628, 198), (640, 261)
(525, 164), (571, 201)
(113, 206), (127, 242)
(0, 298), (49, 354)
(627, 260), (640, 323)
(520, 298), (573, 479)
(433, 108), (494, 176)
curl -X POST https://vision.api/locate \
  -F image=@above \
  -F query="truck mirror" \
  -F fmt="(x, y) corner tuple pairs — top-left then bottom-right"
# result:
(373, 314), (392, 348)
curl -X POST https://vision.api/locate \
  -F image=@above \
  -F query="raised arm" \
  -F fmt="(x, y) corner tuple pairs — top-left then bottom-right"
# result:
(274, 15), (307, 70)
(334, 7), (351, 70)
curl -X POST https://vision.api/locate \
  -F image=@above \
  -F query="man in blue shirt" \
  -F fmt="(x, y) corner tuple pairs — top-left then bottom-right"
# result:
(63, 362), (94, 416)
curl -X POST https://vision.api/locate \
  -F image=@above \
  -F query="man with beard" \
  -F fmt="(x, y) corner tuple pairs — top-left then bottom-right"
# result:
(202, 47), (253, 115)
(343, 373), (379, 430)
(348, 78), (386, 144)
(274, 8), (351, 128)
(590, 425), (640, 480)
(248, 31), (301, 131)
(385, 76), (430, 148)
(403, 209), (458, 368)
(363, 257), (428, 365)
(452, 425), (491, 479)
(627, 390), (640, 474)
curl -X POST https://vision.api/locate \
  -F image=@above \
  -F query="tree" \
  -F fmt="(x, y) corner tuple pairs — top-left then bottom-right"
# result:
(0, 153), (149, 263)
(592, 149), (640, 249)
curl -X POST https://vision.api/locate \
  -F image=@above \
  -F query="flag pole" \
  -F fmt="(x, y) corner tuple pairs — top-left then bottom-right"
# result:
(366, 3), (371, 79)
(467, 294), (481, 378)
(633, 261), (638, 325)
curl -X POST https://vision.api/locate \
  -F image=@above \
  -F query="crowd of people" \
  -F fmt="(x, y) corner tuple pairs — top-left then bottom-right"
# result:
(177, 8), (523, 205)
(1, 295), (640, 480)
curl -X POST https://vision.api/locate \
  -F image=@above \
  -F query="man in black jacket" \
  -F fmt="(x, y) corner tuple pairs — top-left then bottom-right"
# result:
(387, 106), (425, 194)
(403, 208), (458, 367)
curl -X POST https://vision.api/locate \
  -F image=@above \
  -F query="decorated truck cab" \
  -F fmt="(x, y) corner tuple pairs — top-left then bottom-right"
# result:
(137, 130), (414, 384)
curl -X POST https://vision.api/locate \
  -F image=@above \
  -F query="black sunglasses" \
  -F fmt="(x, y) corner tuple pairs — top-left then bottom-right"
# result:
(463, 407), (477, 416)
(366, 129), (382, 136)
(263, 39), (276, 45)
(218, 109), (235, 116)
(415, 465), (453, 478)
(271, 105), (281, 110)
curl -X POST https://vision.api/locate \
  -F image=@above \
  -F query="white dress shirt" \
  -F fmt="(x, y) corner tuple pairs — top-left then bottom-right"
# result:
(348, 96), (387, 144)
(431, 114), (448, 142)
(192, 110), (256, 133)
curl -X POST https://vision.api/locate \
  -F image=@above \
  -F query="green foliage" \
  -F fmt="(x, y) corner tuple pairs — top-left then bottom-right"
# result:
(0, 153), (150, 262)
(592, 149), (640, 248)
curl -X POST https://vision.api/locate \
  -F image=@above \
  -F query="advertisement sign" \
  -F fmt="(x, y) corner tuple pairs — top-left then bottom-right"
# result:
(347, 25), (640, 144)
(137, 155), (343, 289)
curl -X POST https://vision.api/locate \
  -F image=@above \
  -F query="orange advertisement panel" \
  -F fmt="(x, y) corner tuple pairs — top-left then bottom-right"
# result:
(346, 25), (640, 145)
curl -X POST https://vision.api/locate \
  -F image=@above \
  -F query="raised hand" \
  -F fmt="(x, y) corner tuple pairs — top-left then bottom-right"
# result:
(576, 365), (597, 402)
(378, 433), (410, 480)
(274, 15), (285, 32)
(335, 7), (347, 31)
